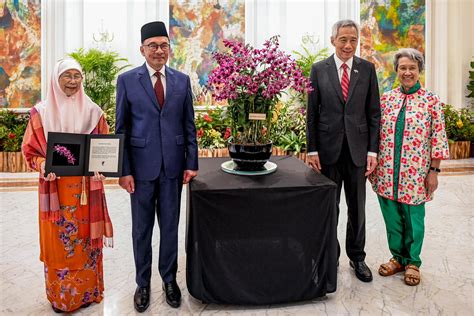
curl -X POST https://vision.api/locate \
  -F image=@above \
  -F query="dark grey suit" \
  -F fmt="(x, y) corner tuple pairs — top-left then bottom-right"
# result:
(306, 54), (380, 261)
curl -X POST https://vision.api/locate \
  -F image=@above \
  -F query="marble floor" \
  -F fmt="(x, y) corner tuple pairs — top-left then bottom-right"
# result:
(0, 161), (473, 315)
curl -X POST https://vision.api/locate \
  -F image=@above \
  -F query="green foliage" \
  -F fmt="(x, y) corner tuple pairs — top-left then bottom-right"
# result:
(292, 34), (329, 105)
(444, 104), (474, 141)
(278, 130), (306, 153)
(271, 96), (307, 153)
(228, 90), (278, 144)
(467, 61), (474, 102)
(0, 110), (29, 152)
(69, 48), (130, 132)
(195, 106), (232, 149)
(292, 34), (330, 79)
(195, 97), (309, 152)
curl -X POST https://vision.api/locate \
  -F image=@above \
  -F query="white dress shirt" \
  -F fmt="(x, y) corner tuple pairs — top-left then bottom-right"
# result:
(145, 63), (167, 97)
(334, 54), (353, 83)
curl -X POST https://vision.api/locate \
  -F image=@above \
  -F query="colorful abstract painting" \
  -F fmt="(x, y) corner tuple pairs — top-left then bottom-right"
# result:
(360, 0), (425, 93)
(0, 0), (41, 108)
(169, 0), (245, 105)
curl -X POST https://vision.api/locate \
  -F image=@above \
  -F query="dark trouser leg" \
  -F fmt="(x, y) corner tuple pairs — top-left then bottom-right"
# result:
(157, 173), (183, 283)
(131, 179), (158, 287)
(342, 157), (367, 262)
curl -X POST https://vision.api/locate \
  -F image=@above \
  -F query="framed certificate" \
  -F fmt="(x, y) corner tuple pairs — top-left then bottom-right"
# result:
(45, 132), (124, 177)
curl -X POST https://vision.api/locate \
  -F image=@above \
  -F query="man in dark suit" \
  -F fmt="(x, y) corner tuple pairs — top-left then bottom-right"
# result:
(306, 19), (380, 282)
(116, 21), (198, 311)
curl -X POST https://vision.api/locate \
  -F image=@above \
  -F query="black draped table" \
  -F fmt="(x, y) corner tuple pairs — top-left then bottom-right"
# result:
(186, 156), (338, 305)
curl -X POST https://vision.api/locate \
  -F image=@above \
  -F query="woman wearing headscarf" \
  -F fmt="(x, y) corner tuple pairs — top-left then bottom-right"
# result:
(369, 48), (449, 286)
(22, 59), (113, 312)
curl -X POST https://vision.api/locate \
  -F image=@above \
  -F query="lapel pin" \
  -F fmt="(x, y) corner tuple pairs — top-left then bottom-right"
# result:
(354, 69), (358, 73)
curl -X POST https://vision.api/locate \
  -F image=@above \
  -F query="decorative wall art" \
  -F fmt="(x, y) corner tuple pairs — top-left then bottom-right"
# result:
(169, 0), (245, 105)
(360, 0), (425, 93)
(0, 0), (41, 108)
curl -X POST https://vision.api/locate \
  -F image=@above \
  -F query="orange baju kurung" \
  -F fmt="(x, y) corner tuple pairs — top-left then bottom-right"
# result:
(22, 108), (112, 312)
(42, 176), (105, 311)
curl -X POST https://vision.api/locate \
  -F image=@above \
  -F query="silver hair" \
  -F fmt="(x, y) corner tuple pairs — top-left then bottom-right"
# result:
(331, 19), (360, 39)
(393, 48), (425, 72)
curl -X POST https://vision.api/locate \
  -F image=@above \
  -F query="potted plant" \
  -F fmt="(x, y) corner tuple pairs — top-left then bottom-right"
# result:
(207, 36), (312, 170)
(69, 47), (130, 132)
(444, 104), (474, 159)
(272, 99), (307, 157)
(0, 110), (29, 172)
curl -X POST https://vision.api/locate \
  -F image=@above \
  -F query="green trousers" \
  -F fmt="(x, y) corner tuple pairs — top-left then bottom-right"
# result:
(377, 196), (425, 267)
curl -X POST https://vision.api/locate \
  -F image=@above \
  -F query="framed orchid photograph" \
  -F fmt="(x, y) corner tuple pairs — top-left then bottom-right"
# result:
(45, 132), (124, 177)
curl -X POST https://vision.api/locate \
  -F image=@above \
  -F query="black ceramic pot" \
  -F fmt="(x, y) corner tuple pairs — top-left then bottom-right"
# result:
(228, 142), (272, 171)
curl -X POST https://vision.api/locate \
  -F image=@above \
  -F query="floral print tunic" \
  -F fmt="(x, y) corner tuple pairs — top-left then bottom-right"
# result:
(369, 87), (450, 205)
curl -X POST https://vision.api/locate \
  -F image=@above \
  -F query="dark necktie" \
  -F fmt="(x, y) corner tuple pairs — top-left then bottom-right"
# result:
(154, 72), (165, 108)
(341, 63), (349, 102)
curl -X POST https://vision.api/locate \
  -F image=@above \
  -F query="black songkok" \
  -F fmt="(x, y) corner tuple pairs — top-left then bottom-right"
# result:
(141, 21), (169, 43)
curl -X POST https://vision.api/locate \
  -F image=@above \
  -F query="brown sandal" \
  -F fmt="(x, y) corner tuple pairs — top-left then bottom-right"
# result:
(404, 264), (421, 286)
(378, 258), (404, 276)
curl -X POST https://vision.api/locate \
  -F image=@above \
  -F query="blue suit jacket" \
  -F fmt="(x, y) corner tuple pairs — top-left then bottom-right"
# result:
(116, 63), (198, 180)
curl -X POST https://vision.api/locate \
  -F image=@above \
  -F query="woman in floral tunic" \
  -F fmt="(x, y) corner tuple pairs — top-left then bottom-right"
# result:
(369, 48), (449, 286)
(22, 59), (114, 312)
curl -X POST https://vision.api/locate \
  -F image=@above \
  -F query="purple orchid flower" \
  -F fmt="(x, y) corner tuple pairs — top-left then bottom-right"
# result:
(54, 145), (76, 165)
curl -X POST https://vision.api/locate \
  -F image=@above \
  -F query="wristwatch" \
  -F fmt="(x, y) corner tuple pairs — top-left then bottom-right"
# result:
(429, 166), (441, 173)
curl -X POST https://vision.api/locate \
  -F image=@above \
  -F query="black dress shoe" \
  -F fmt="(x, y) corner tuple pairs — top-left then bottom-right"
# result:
(350, 260), (373, 282)
(162, 280), (181, 308)
(134, 286), (150, 313)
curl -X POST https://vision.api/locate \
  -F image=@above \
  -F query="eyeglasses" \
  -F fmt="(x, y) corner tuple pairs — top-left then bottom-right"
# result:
(60, 74), (83, 82)
(143, 43), (170, 51)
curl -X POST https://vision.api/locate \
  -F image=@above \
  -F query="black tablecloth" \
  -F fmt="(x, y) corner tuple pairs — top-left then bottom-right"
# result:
(186, 156), (337, 305)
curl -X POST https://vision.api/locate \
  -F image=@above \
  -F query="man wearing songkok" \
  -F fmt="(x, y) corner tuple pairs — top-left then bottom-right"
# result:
(115, 21), (198, 311)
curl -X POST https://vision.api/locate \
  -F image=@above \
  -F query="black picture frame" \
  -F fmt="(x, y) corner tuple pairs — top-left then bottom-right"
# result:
(45, 132), (124, 177)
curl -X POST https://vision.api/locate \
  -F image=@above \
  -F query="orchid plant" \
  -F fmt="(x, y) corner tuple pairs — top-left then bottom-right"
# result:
(207, 36), (312, 144)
